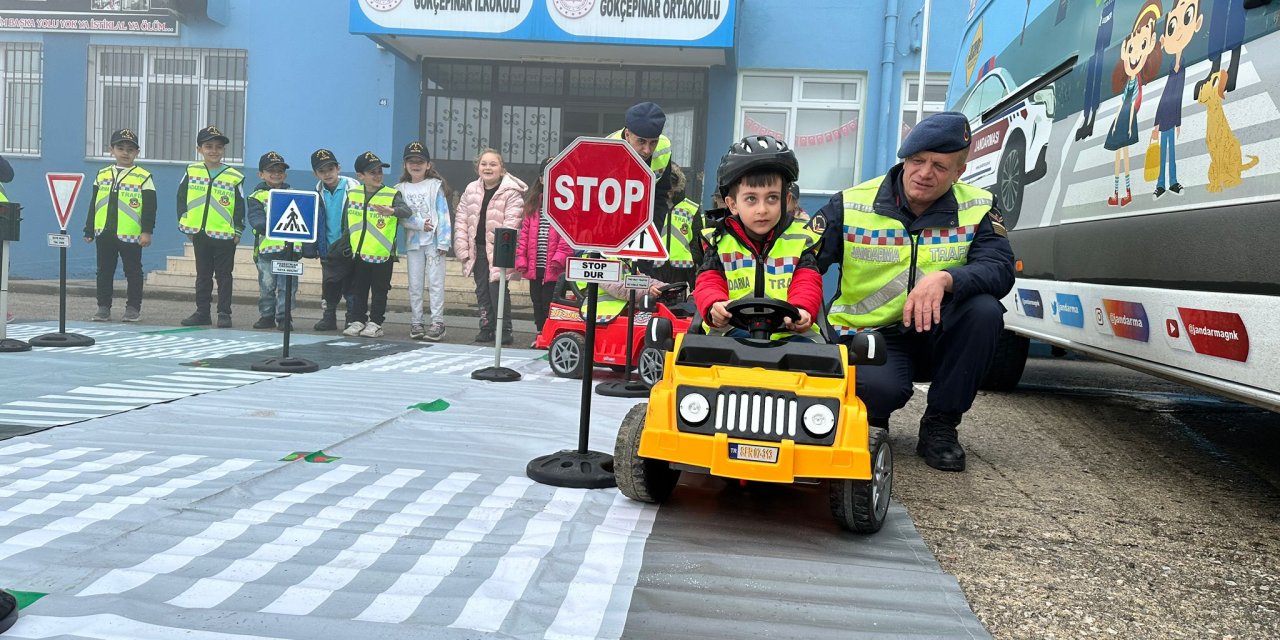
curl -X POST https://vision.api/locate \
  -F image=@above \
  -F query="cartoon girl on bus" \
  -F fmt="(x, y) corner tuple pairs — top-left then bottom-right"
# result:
(1104, 0), (1163, 207)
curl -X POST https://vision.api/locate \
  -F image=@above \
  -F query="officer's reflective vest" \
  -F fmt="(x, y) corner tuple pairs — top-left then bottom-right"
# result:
(665, 198), (698, 268)
(701, 220), (823, 341)
(575, 264), (633, 323)
(249, 188), (295, 258)
(0, 182), (8, 203)
(178, 163), (244, 240)
(607, 129), (672, 178)
(92, 165), (151, 243)
(827, 177), (993, 336)
(346, 184), (399, 263)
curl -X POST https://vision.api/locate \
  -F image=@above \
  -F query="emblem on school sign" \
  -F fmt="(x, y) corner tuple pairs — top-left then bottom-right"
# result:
(365, 0), (403, 11)
(553, 0), (596, 18)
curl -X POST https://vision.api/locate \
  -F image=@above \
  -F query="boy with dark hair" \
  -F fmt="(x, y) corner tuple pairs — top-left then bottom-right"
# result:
(342, 151), (412, 338)
(693, 135), (824, 342)
(83, 128), (155, 322)
(309, 148), (360, 331)
(177, 126), (245, 328)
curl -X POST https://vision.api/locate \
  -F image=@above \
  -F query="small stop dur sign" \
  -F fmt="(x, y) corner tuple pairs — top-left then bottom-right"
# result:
(543, 137), (655, 253)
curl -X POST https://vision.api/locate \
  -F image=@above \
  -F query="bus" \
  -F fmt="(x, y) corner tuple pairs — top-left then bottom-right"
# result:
(948, 0), (1280, 411)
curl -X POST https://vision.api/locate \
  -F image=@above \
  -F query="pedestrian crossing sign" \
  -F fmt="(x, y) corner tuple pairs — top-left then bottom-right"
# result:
(266, 189), (319, 243)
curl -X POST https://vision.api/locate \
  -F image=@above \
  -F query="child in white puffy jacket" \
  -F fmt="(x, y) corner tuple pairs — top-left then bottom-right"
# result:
(395, 141), (452, 341)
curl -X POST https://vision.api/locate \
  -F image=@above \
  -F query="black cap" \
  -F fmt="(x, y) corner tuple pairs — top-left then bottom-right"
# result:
(310, 148), (339, 171)
(196, 125), (230, 145)
(403, 141), (430, 161)
(354, 151), (389, 173)
(897, 111), (972, 158)
(258, 151), (289, 172)
(624, 101), (666, 139)
(110, 128), (140, 148)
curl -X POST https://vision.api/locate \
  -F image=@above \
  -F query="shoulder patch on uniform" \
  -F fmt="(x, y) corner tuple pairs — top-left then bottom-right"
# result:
(988, 210), (1007, 237)
(806, 213), (827, 235)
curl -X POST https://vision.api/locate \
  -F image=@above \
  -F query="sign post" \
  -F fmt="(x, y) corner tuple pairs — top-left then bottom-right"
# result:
(595, 273), (653, 398)
(252, 189), (320, 374)
(472, 227), (522, 382)
(527, 137), (654, 489)
(0, 201), (30, 353)
(29, 173), (94, 348)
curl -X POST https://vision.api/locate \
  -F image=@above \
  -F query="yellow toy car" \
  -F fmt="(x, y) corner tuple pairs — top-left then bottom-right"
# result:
(614, 297), (892, 533)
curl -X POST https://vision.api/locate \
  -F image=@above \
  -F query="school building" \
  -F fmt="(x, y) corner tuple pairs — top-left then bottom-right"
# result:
(0, 0), (964, 278)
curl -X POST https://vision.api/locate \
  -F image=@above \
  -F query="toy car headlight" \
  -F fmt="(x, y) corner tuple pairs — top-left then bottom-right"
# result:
(679, 393), (710, 424)
(802, 404), (836, 437)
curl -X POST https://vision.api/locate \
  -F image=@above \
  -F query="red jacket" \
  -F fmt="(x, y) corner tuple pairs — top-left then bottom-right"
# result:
(693, 215), (824, 324)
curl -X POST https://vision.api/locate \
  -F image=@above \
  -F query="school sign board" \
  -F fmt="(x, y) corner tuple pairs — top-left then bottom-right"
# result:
(0, 0), (180, 35)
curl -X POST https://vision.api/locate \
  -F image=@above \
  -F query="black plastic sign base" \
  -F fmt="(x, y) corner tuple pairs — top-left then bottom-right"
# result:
(28, 332), (94, 348)
(0, 338), (31, 353)
(471, 366), (521, 382)
(251, 357), (319, 373)
(595, 380), (649, 398)
(0, 588), (16, 634)
(527, 449), (616, 489)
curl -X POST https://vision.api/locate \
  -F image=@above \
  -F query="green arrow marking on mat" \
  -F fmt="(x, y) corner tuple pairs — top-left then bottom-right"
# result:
(408, 400), (450, 412)
(280, 451), (310, 462)
(11, 590), (47, 610)
(143, 327), (208, 335)
(305, 451), (340, 463)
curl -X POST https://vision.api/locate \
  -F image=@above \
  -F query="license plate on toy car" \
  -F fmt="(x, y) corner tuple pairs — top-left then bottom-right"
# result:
(729, 443), (779, 464)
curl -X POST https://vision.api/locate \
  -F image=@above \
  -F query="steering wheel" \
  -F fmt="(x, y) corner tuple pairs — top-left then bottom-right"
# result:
(655, 282), (688, 303)
(726, 297), (799, 340)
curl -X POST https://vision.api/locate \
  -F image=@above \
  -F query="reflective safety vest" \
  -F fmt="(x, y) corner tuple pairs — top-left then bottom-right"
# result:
(249, 188), (295, 258)
(607, 129), (672, 178)
(701, 220), (823, 341)
(0, 182), (7, 203)
(179, 163), (244, 240)
(665, 198), (698, 268)
(92, 165), (151, 243)
(346, 184), (399, 263)
(827, 177), (993, 337)
(575, 266), (632, 323)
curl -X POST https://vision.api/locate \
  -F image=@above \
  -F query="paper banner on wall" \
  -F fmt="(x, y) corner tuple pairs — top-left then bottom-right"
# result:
(743, 116), (859, 148)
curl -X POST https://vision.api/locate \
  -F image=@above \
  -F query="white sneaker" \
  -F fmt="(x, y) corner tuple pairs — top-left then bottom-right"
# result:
(359, 321), (384, 338)
(343, 321), (365, 337)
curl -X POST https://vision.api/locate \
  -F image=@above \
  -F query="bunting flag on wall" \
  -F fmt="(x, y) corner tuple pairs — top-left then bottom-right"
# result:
(743, 116), (859, 148)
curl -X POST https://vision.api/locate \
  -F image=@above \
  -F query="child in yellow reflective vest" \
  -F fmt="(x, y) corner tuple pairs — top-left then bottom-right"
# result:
(83, 128), (155, 323)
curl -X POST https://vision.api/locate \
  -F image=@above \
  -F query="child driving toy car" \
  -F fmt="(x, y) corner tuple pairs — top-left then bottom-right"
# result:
(693, 135), (824, 342)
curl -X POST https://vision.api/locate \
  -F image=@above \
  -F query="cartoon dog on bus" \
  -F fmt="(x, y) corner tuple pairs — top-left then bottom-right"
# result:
(1197, 70), (1259, 192)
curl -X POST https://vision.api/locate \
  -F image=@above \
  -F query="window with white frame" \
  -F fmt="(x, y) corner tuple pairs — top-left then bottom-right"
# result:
(86, 46), (247, 163)
(899, 74), (951, 146)
(0, 43), (43, 156)
(737, 72), (863, 193)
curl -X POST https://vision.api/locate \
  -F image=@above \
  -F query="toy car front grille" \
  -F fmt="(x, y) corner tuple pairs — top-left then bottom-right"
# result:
(714, 390), (799, 438)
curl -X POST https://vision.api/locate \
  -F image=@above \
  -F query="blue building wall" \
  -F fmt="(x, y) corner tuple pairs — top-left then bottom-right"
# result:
(4, 0), (412, 279)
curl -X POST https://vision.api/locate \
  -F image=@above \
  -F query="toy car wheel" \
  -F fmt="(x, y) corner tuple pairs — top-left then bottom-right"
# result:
(637, 346), (665, 388)
(549, 332), (586, 379)
(830, 427), (892, 533)
(614, 403), (681, 503)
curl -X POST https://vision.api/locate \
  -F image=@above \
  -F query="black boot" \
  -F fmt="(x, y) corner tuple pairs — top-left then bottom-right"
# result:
(1, 588), (17, 633)
(313, 310), (337, 331)
(917, 412), (966, 472)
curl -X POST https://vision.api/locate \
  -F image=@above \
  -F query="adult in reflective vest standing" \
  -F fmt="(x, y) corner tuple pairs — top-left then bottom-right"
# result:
(814, 112), (1015, 472)
(607, 101), (683, 283)
(341, 151), (412, 339)
(177, 126), (245, 328)
(657, 164), (699, 288)
(83, 128), (155, 323)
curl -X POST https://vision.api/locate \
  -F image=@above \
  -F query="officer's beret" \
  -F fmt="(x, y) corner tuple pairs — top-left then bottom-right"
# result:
(625, 101), (666, 139)
(897, 111), (972, 158)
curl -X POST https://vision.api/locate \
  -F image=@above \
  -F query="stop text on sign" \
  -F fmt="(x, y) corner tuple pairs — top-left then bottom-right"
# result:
(567, 257), (623, 283)
(552, 176), (647, 215)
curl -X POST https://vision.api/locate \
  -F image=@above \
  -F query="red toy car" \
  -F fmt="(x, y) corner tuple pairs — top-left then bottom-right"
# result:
(537, 282), (694, 387)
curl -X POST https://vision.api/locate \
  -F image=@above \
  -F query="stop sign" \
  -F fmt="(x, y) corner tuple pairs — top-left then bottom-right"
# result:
(543, 137), (654, 252)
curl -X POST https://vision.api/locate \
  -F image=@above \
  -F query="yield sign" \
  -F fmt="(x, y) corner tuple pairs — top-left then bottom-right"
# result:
(46, 172), (85, 230)
(604, 223), (668, 261)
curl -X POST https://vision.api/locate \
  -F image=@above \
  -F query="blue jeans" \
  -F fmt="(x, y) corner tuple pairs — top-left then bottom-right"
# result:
(725, 328), (815, 343)
(1157, 128), (1178, 188)
(256, 254), (299, 321)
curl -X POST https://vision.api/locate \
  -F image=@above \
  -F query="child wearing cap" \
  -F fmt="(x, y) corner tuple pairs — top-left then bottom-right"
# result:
(245, 151), (297, 331)
(309, 148), (360, 332)
(177, 125), (245, 328)
(342, 151), (412, 338)
(395, 141), (452, 341)
(82, 128), (155, 322)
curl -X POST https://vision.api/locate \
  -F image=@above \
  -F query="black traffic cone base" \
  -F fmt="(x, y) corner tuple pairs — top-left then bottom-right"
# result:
(251, 357), (319, 373)
(471, 366), (521, 382)
(28, 332), (94, 348)
(527, 449), (616, 488)
(595, 380), (649, 398)
(0, 338), (31, 353)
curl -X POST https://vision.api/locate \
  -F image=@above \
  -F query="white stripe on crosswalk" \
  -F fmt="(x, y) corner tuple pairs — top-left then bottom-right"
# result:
(354, 475), (536, 624)
(5, 614), (286, 640)
(0, 441), (47, 456)
(166, 468), (424, 610)
(259, 471), (481, 616)
(8, 401), (141, 411)
(63, 387), (190, 400)
(449, 487), (588, 633)
(0, 451), (153, 521)
(78, 465), (366, 597)
(545, 492), (656, 640)
(0, 448), (97, 478)
(0, 409), (103, 419)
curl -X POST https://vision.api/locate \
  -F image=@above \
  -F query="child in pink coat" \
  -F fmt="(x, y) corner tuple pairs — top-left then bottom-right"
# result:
(515, 158), (573, 341)
(453, 148), (526, 344)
